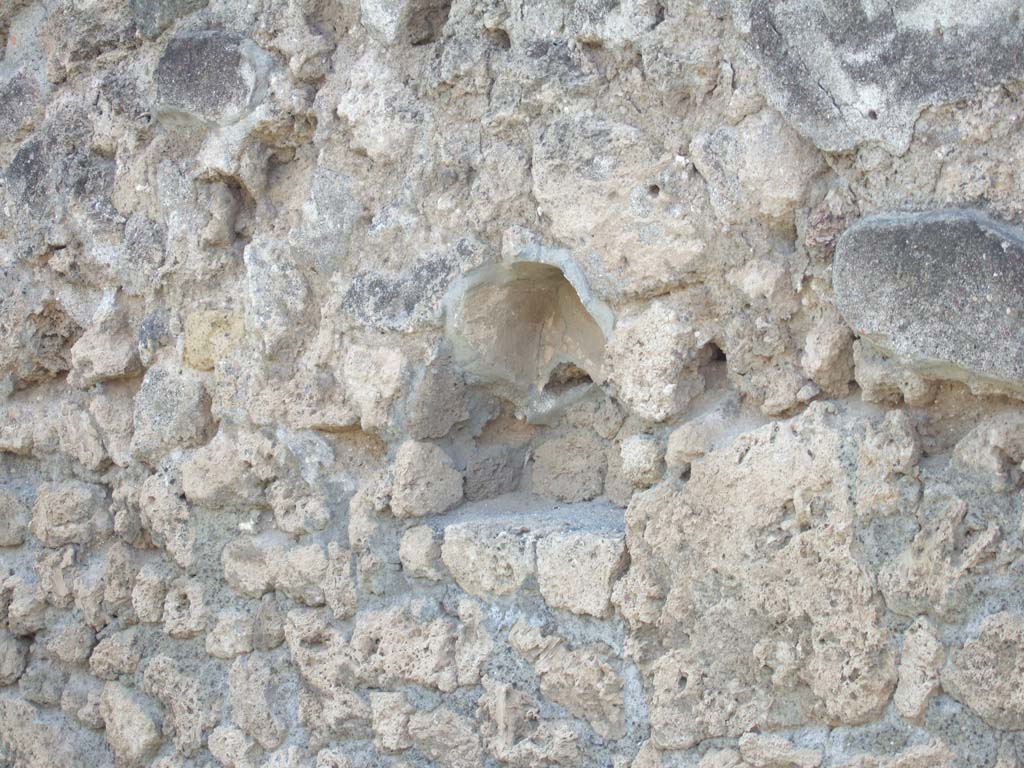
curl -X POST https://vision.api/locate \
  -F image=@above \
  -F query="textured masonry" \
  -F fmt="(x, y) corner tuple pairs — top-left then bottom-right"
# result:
(1, 1), (1024, 767)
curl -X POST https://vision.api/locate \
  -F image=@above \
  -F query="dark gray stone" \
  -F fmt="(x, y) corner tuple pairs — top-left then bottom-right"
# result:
(154, 30), (270, 126)
(130, 0), (208, 39)
(732, 0), (1024, 152)
(0, 71), (42, 144)
(834, 210), (1024, 392)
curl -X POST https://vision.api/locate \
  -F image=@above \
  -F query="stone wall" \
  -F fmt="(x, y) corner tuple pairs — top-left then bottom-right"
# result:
(1, 1), (1023, 766)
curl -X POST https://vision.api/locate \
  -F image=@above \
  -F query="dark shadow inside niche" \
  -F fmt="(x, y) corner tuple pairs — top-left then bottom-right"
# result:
(541, 362), (593, 397)
(486, 27), (511, 50)
(699, 341), (729, 389)
(409, 0), (453, 45)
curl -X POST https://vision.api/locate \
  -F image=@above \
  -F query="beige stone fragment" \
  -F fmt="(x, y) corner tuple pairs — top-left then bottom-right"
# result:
(737, 733), (822, 767)
(343, 344), (408, 433)
(163, 579), (208, 639)
(441, 521), (535, 597)
(139, 472), (195, 569)
(132, 562), (169, 624)
(399, 524), (443, 580)
(801, 318), (854, 396)
(130, 365), (214, 464)
(536, 529), (627, 617)
(31, 481), (109, 547)
(618, 435), (664, 487)
(181, 426), (267, 510)
(604, 303), (705, 423)
(952, 411), (1024, 491)
(324, 543), (357, 619)
(408, 706), (483, 768)
(46, 617), (95, 666)
(853, 341), (936, 407)
(0, 487), (29, 547)
(206, 609), (255, 660)
(509, 620), (625, 739)
(276, 543), (328, 606)
(69, 309), (141, 389)
(100, 682), (162, 768)
(208, 725), (258, 768)
(894, 618), (944, 722)
(478, 677), (579, 766)
(0, 630), (29, 686)
(229, 653), (287, 750)
(690, 109), (824, 225)
(184, 310), (245, 371)
(455, 599), (493, 686)
(370, 691), (415, 752)
(942, 611), (1024, 729)
(144, 655), (220, 756)
(531, 429), (607, 502)
(390, 440), (463, 518)
(90, 628), (140, 680)
(222, 536), (277, 597)
(350, 604), (458, 692)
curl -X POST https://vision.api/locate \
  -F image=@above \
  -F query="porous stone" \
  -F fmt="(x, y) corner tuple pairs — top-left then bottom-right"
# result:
(399, 525), (443, 581)
(3, 3), (1024, 765)
(0, 488), (29, 547)
(222, 536), (277, 598)
(390, 441), (463, 518)
(942, 612), (1024, 729)
(99, 682), (162, 768)
(536, 530), (627, 618)
(31, 481), (109, 548)
(895, 618), (943, 722)
(183, 310), (245, 371)
(604, 303), (706, 422)
(531, 429), (607, 503)
(441, 521), (536, 598)
(690, 110), (824, 226)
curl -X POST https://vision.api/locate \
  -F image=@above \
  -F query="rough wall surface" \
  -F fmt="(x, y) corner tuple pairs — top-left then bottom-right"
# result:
(1, 1), (1023, 767)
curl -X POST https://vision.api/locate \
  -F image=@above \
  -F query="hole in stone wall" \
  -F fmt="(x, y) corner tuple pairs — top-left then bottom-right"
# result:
(408, 0), (453, 45)
(542, 362), (593, 396)
(444, 260), (611, 409)
(486, 28), (511, 50)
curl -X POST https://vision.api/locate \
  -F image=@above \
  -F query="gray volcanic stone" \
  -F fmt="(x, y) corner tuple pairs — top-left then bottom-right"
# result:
(732, 0), (1024, 152)
(154, 30), (270, 126)
(131, 0), (208, 39)
(834, 210), (1024, 392)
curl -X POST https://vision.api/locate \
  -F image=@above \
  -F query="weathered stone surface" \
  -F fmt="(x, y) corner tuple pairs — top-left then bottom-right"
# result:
(31, 481), (109, 548)
(391, 441), (463, 518)
(441, 518), (535, 598)
(2, 2), (1023, 765)
(942, 612), (1024, 729)
(99, 682), (162, 768)
(183, 310), (245, 371)
(130, 365), (215, 464)
(536, 529), (627, 617)
(691, 110), (824, 226)
(130, 0), (208, 39)
(154, 30), (271, 125)
(733, 0), (1024, 152)
(834, 211), (1024, 393)
(0, 487), (29, 547)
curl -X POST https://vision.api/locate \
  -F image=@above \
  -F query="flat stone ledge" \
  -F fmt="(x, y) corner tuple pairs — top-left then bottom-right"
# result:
(434, 493), (626, 615)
